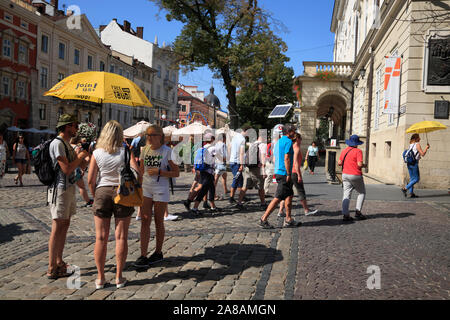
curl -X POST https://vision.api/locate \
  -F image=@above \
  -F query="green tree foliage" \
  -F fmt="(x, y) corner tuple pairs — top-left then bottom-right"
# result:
(149, 0), (292, 129)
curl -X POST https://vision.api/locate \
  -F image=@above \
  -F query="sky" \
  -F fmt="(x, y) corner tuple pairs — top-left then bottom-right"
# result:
(67, 0), (336, 112)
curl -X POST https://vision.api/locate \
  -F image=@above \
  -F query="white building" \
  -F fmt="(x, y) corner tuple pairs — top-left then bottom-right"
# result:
(100, 19), (179, 127)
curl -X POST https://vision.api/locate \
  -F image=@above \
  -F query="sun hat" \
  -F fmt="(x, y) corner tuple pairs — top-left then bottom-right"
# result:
(345, 134), (364, 147)
(204, 132), (215, 141)
(56, 114), (78, 129)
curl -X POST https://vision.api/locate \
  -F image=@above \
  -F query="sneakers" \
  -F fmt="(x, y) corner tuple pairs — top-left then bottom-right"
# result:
(283, 219), (302, 228)
(259, 219), (274, 229)
(401, 188), (407, 198)
(135, 215), (142, 221)
(190, 208), (203, 216)
(343, 215), (354, 222)
(147, 252), (163, 265)
(82, 199), (94, 207)
(133, 256), (149, 268)
(209, 207), (222, 214)
(305, 209), (318, 216)
(183, 200), (191, 211)
(164, 214), (179, 221)
(409, 193), (419, 198)
(355, 211), (367, 220)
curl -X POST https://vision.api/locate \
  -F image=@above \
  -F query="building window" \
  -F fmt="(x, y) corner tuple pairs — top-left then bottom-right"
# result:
(58, 73), (65, 82)
(117, 110), (121, 122)
(2, 77), (11, 96)
(146, 90), (150, 99)
(87, 55), (93, 70)
(59, 43), (65, 60)
(39, 104), (47, 120)
(126, 71), (130, 79)
(58, 107), (64, 120)
(172, 73), (176, 83)
(74, 49), (80, 65)
(157, 65), (161, 78)
(372, 143), (376, 158)
(384, 141), (391, 158)
(156, 85), (161, 99)
(110, 64), (115, 73)
(40, 67), (48, 88)
(119, 68), (123, 76)
(4, 12), (12, 22)
(18, 44), (27, 64)
(181, 104), (186, 112)
(85, 112), (92, 123)
(99, 61), (105, 71)
(165, 70), (169, 80)
(17, 80), (26, 99)
(164, 89), (169, 101)
(41, 35), (49, 53)
(3, 39), (12, 58)
(20, 20), (29, 30)
(124, 111), (128, 124)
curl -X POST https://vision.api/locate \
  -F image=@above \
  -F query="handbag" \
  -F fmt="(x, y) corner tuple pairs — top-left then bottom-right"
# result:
(114, 148), (143, 207)
(303, 159), (308, 171)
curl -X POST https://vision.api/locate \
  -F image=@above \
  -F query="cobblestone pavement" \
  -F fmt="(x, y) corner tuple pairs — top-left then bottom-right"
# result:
(0, 169), (449, 300)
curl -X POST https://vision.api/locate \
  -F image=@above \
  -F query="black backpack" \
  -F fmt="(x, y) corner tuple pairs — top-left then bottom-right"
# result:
(33, 137), (68, 186)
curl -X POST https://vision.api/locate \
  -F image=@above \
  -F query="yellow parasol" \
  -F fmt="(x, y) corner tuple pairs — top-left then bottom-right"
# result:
(44, 71), (152, 128)
(405, 120), (447, 143)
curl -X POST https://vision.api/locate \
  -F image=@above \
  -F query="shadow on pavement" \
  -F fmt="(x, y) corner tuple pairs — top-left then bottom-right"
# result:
(300, 211), (415, 227)
(81, 244), (283, 285)
(0, 223), (39, 244)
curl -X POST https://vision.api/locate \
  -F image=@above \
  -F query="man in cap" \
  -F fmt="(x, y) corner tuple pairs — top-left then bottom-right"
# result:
(46, 114), (89, 279)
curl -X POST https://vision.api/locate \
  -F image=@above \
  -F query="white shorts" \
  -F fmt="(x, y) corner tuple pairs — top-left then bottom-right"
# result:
(143, 186), (170, 203)
(48, 185), (76, 220)
(215, 164), (227, 176)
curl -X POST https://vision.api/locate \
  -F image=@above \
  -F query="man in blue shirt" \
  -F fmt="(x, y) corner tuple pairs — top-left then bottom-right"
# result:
(259, 124), (301, 229)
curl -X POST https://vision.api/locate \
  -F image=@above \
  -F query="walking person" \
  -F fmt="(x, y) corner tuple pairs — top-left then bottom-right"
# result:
(259, 124), (301, 229)
(12, 135), (31, 187)
(189, 133), (221, 215)
(0, 132), (9, 188)
(47, 114), (89, 280)
(213, 133), (229, 200)
(306, 141), (319, 174)
(292, 133), (318, 216)
(87, 120), (138, 289)
(338, 135), (367, 222)
(133, 124), (179, 268)
(229, 125), (250, 204)
(70, 136), (93, 207)
(401, 133), (430, 198)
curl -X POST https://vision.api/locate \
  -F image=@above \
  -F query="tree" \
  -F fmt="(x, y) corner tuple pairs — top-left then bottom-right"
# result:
(235, 29), (295, 129)
(149, 0), (283, 129)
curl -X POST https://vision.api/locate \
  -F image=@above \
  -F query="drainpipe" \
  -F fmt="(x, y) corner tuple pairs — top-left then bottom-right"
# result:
(341, 81), (354, 138)
(364, 47), (375, 173)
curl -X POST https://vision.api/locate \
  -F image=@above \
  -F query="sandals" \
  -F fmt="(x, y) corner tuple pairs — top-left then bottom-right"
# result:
(46, 261), (75, 280)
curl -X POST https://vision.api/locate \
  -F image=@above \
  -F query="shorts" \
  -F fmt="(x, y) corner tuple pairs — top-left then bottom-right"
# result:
(94, 186), (135, 218)
(143, 185), (170, 203)
(230, 163), (243, 189)
(49, 185), (76, 220)
(292, 173), (306, 201)
(215, 164), (227, 176)
(243, 167), (264, 190)
(274, 174), (294, 201)
(193, 170), (201, 183)
(15, 158), (27, 164)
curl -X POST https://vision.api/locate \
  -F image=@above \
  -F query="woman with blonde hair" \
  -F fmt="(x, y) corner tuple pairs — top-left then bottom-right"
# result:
(88, 120), (140, 289)
(401, 133), (430, 198)
(133, 124), (179, 268)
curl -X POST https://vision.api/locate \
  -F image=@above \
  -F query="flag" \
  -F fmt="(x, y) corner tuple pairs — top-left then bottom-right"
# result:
(383, 56), (401, 114)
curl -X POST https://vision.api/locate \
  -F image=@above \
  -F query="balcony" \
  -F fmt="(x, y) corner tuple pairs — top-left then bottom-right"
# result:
(303, 61), (353, 78)
(163, 79), (175, 89)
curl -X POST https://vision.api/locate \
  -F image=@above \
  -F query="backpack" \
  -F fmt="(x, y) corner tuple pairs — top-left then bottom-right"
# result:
(194, 147), (211, 172)
(402, 147), (418, 165)
(33, 137), (68, 186)
(246, 141), (261, 168)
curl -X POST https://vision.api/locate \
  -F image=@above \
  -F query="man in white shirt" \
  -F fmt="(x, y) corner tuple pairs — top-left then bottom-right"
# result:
(213, 133), (229, 200)
(229, 124), (250, 204)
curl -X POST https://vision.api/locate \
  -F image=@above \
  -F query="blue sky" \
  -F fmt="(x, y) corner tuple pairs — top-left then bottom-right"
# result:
(68, 0), (335, 111)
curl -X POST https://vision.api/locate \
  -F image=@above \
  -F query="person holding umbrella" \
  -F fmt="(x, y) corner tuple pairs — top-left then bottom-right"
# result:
(401, 134), (430, 198)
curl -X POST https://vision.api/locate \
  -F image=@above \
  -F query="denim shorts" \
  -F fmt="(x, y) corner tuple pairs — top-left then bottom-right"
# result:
(230, 163), (243, 188)
(15, 159), (27, 164)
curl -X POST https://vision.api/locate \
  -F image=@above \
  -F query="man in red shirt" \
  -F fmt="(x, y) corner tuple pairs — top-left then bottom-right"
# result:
(338, 135), (367, 222)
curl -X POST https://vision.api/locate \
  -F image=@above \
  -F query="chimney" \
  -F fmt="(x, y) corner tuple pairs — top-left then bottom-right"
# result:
(137, 27), (144, 39)
(123, 20), (131, 33)
(51, 0), (59, 10)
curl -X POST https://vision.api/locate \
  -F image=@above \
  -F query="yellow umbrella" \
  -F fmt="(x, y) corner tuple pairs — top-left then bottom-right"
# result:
(406, 120), (447, 142)
(44, 72), (152, 129)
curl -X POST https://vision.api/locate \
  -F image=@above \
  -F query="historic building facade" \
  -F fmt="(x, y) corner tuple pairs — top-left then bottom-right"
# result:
(297, 0), (450, 189)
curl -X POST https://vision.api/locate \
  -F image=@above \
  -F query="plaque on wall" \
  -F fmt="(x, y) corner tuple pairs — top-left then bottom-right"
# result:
(434, 100), (449, 119)
(427, 38), (450, 86)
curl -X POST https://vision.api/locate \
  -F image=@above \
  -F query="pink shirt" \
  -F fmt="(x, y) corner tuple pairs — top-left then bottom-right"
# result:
(339, 147), (363, 176)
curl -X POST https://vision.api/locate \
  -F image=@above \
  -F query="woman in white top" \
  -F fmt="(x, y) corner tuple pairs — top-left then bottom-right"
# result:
(306, 141), (320, 174)
(133, 124), (179, 269)
(0, 133), (9, 187)
(88, 120), (140, 289)
(401, 133), (429, 198)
